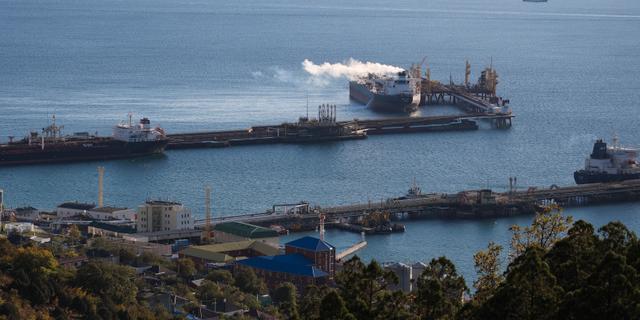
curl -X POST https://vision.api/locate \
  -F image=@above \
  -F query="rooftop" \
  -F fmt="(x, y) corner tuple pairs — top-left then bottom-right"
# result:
(180, 248), (233, 264)
(58, 202), (96, 210)
(91, 206), (128, 213)
(90, 221), (136, 234)
(285, 236), (334, 252)
(144, 200), (182, 206)
(180, 240), (280, 263)
(213, 221), (278, 239)
(236, 253), (329, 278)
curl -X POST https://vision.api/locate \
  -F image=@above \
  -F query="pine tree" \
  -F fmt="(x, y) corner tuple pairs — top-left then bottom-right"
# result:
(273, 282), (300, 320)
(414, 257), (467, 320)
(476, 248), (563, 320)
(319, 290), (355, 320)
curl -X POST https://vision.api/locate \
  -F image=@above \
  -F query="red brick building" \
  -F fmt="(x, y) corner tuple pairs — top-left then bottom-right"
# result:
(285, 236), (336, 277)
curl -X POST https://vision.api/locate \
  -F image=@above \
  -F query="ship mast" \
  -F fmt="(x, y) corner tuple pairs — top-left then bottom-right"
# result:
(613, 133), (620, 150)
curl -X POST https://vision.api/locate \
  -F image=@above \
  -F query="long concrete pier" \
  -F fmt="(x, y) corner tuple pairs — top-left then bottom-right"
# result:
(196, 179), (640, 232)
(336, 241), (368, 261)
(167, 113), (511, 150)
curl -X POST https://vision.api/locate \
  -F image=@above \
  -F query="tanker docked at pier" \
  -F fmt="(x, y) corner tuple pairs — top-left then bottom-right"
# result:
(349, 68), (421, 113)
(0, 116), (168, 165)
(574, 138), (640, 184)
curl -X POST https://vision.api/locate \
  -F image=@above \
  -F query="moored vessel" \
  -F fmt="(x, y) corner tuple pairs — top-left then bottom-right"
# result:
(349, 67), (421, 113)
(0, 115), (168, 166)
(574, 137), (640, 184)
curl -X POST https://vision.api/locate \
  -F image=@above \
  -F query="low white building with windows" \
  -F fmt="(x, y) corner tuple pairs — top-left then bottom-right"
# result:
(56, 202), (96, 218)
(56, 202), (135, 221)
(88, 207), (136, 221)
(136, 200), (193, 233)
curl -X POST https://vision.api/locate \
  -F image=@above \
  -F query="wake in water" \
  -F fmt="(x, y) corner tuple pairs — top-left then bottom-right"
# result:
(302, 58), (404, 80)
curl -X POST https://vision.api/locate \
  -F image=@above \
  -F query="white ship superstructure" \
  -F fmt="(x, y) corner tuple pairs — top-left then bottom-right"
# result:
(349, 68), (421, 113)
(574, 137), (640, 184)
(113, 116), (166, 142)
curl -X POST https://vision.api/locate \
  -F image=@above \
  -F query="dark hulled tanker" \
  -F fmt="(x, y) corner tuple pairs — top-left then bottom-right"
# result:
(574, 138), (640, 184)
(0, 116), (168, 166)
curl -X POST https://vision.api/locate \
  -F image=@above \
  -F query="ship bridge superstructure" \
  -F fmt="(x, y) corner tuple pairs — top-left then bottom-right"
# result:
(113, 115), (166, 143)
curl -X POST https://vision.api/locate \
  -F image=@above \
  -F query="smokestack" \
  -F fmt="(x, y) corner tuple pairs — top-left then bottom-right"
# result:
(465, 60), (471, 87)
(97, 166), (105, 207)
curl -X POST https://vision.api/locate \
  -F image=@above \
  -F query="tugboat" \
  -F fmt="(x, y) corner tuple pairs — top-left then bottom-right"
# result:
(574, 137), (640, 184)
(349, 66), (421, 113)
(0, 115), (168, 166)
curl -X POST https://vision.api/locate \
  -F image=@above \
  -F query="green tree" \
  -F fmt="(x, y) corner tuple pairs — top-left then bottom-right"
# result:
(75, 261), (138, 306)
(196, 280), (223, 307)
(509, 204), (572, 259)
(545, 220), (599, 292)
(476, 248), (563, 320)
(414, 257), (467, 320)
(376, 290), (416, 320)
(598, 221), (638, 255)
(472, 242), (503, 302)
(272, 282), (300, 320)
(299, 285), (331, 320)
(560, 251), (640, 319)
(67, 224), (82, 245)
(140, 251), (163, 266)
(233, 266), (266, 295)
(9, 246), (60, 305)
(118, 248), (137, 265)
(176, 258), (197, 280)
(319, 290), (356, 320)
(206, 269), (234, 286)
(335, 257), (397, 319)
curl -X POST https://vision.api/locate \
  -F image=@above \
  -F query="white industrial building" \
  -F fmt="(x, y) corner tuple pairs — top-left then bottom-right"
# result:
(56, 202), (135, 221)
(383, 262), (413, 293)
(136, 200), (193, 233)
(383, 261), (430, 293)
(56, 202), (96, 218)
(88, 207), (136, 220)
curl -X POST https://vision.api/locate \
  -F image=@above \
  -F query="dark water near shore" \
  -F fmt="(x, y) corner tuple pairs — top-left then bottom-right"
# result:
(2, 0), (640, 281)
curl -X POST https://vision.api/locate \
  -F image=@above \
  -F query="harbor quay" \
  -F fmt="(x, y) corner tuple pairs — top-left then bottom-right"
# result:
(3, 175), (640, 317)
(5, 176), (640, 242)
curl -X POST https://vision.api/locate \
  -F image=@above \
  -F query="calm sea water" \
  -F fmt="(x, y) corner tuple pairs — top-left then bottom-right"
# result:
(2, 0), (640, 281)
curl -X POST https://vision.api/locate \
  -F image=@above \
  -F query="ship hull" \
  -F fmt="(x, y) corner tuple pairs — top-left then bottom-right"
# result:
(349, 81), (420, 113)
(367, 92), (420, 113)
(349, 81), (373, 105)
(574, 170), (640, 184)
(0, 138), (168, 166)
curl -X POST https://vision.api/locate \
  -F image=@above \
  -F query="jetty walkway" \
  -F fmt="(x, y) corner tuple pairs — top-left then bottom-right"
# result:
(195, 179), (640, 231)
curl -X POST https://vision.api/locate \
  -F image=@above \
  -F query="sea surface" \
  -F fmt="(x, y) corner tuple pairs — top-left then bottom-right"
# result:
(2, 0), (640, 282)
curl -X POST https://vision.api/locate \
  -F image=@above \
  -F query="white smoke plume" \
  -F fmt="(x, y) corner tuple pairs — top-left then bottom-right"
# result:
(302, 58), (404, 80)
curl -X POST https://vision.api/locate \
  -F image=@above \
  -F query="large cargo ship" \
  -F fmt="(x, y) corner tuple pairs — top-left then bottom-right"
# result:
(574, 138), (640, 184)
(349, 69), (421, 113)
(0, 115), (168, 166)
